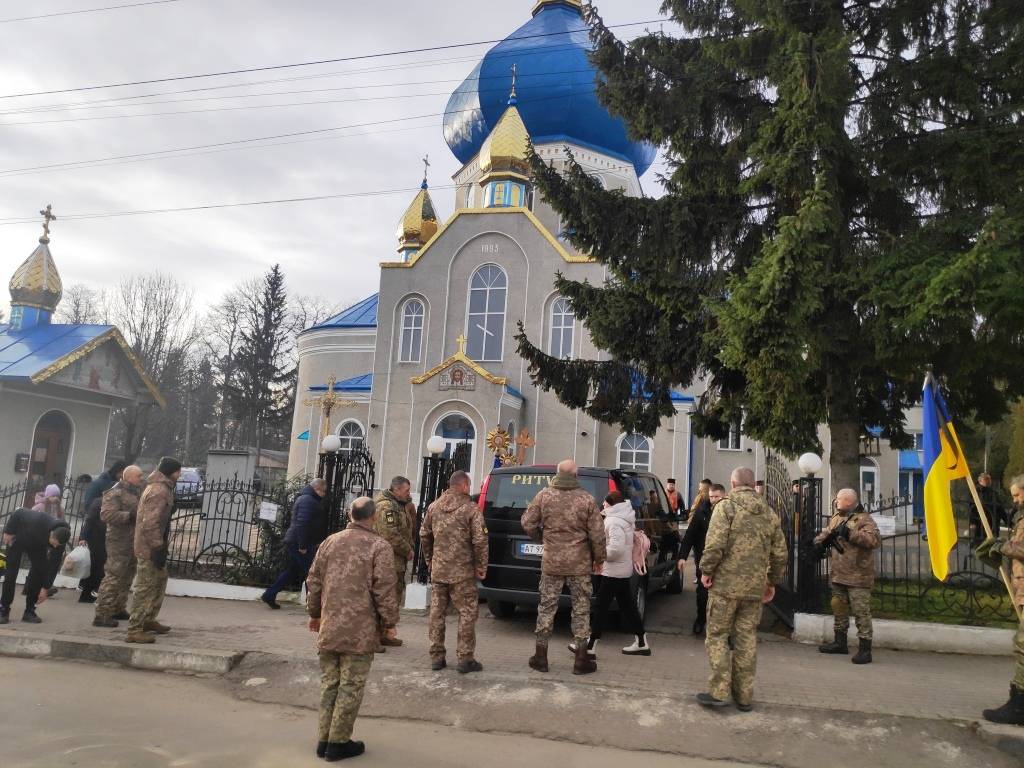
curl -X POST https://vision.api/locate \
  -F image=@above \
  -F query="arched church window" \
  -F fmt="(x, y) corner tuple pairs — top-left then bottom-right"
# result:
(549, 296), (574, 360)
(618, 434), (651, 472)
(399, 299), (424, 363)
(337, 421), (364, 455)
(466, 264), (507, 362)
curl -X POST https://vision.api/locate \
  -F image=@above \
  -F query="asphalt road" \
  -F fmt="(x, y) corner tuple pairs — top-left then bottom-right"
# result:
(0, 657), (759, 768)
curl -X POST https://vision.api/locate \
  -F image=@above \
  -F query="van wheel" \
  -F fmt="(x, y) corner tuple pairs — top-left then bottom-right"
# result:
(487, 599), (516, 619)
(665, 563), (683, 594)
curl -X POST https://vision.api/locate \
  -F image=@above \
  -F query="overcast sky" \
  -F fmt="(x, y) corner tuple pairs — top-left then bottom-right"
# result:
(0, 0), (667, 322)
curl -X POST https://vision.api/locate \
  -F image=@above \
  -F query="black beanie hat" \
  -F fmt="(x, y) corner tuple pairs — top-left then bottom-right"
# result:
(157, 457), (183, 476)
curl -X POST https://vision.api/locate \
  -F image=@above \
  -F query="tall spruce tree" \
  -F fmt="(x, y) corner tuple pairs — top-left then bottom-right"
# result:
(517, 0), (1024, 487)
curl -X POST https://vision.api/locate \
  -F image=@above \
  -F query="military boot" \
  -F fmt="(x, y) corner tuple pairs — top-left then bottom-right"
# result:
(572, 641), (597, 675)
(818, 630), (849, 654)
(144, 620), (170, 635)
(125, 630), (155, 644)
(528, 642), (549, 673)
(983, 686), (1024, 726)
(324, 740), (365, 761)
(0, 607), (9, 625)
(851, 638), (873, 664)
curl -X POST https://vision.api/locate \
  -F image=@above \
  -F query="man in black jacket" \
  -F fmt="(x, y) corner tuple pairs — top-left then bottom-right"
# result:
(678, 483), (725, 636)
(261, 479), (326, 609)
(1, 508), (71, 623)
(84, 461), (127, 513)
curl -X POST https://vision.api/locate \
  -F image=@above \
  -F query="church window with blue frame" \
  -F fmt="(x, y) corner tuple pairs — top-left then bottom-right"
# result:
(466, 264), (506, 361)
(399, 299), (425, 363)
(549, 296), (574, 360)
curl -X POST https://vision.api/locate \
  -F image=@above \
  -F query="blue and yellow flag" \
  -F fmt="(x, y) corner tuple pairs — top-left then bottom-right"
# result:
(921, 374), (969, 581)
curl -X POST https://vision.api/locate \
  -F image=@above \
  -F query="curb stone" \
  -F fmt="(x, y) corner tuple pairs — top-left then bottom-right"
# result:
(0, 629), (243, 675)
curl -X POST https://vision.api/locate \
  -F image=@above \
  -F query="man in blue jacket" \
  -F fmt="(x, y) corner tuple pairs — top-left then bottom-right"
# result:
(262, 479), (326, 609)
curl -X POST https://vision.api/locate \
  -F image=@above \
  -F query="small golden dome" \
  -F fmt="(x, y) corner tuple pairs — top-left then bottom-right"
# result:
(532, 0), (582, 15)
(396, 183), (438, 252)
(10, 240), (62, 311)
(479, 103), (531, 179)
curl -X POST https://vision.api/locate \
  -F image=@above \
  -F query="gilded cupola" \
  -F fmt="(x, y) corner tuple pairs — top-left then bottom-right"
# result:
(396, 160), (439, 260)
(532, 0), (583, 16)
(8, 205), (62, 331)
(478, 88), (531, 181)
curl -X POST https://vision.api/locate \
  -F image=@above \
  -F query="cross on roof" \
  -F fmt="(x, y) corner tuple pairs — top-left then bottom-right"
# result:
(302, 375), (355, 442)
(510, 63), (518, 101)
(456, 334), (468, 355)
(39, 204), (56, 244)
(421, 154), (430, 184)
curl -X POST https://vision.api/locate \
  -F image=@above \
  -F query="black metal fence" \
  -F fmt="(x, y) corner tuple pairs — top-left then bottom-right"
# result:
(810, 494), (1016, 627)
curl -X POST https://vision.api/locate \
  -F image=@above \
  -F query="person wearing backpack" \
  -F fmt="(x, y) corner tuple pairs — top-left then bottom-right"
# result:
(572, 491), (650, 658)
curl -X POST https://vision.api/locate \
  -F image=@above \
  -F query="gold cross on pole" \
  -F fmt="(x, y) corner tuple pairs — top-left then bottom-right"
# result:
(422, 153), (430, 184)
(302, 375), (355, 442)
(39, 203), (56, 243)
(515, 428), (536, 465)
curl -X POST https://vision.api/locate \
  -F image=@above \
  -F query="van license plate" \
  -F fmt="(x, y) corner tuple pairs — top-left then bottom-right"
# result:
(519, 542), (543, 557)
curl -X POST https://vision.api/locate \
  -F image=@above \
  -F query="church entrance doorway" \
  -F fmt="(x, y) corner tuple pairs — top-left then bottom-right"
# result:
(433, 413), (475, 474)
(28, 410), (74, 498)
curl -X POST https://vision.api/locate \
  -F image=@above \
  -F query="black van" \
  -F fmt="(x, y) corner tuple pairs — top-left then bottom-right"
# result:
(478, 465), (682, 621)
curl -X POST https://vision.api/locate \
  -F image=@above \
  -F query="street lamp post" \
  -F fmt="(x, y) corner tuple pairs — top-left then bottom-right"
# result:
(412, 437), (449, 584)
(796, 452), (824, 613)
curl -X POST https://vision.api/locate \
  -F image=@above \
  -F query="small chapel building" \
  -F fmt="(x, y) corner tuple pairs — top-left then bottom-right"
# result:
(288, 0), (917, 507)
(0, 208), (163, 493)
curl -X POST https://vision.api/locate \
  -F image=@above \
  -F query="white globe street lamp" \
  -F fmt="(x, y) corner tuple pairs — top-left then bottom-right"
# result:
(322, 434), (342, 453)
(798, 452), (823, 477)
(426, 436), (446, 456)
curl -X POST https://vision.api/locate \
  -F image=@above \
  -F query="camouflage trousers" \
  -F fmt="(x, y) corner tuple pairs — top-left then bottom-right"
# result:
(94, 545), (136, 620)
(429, 578), (478, 662)
(535, 574), (591, 646)
(318, 651), (373, 743)
(127, 560), (167, 632)
(706, 595), (763, 706)
(831, 583), (873, 641)
(1013, 613), (1024, 690)
(394, 561), (408, 613)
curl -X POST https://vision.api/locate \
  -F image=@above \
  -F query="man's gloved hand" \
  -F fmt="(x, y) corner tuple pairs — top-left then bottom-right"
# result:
(835, 520), (851, 541)
(152, 547), (168, 569)
(975, 537), (1004, 569)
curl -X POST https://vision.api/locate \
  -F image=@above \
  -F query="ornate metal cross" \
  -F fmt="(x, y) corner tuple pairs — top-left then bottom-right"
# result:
(421, 153), (430, 182)
(302, 375), (355, 441)
(39, 203), (56, 243)
(510, 63), (518, 99)
(515, 428), (536, 465)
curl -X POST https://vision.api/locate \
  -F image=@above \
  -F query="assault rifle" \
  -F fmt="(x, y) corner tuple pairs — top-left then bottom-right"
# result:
(811, 504), (864, 559)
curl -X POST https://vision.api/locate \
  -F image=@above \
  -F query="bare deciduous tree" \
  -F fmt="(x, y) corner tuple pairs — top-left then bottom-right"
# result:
(54, 283), (107, 325)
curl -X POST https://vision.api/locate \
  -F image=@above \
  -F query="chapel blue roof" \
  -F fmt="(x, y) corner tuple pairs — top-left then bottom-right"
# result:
(0, 322), (112, 380)
(309, 373), (373, 393)
(308, 294), (378, 331)
(505, 384), (525, 400)
(443, 2), (656, 176)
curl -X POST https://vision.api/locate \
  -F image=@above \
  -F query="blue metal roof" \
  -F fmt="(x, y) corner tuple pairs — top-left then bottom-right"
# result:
(309, 373), (373, 393)
(670, 391), (696, 404)
(443, 3), (656, 176)
(0, 322), (112, 380)
(308, 294), (378, 331)
(505, 384), (525, 400)
(899, 450), (922, 472)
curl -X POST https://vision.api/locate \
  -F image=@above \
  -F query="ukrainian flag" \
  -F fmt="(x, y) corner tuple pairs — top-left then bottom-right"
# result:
(921, 374), (969, 581)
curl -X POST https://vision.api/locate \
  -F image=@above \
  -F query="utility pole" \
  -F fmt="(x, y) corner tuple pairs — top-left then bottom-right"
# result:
(184, 369), (193, 463)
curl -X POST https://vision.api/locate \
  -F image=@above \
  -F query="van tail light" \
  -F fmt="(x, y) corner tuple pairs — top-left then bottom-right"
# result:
(478, 474), (492, 512)
(608, 477), (617, 495)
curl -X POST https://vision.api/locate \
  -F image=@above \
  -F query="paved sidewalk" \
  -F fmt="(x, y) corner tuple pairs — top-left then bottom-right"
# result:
(2, 585), (1014, 723)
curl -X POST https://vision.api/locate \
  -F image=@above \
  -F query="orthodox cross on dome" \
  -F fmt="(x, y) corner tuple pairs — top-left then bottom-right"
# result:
(39, 204), (56, 244)
(302, 375), (355, 441)
(509, 63), (518, 104)
(421, 154), (430, 188)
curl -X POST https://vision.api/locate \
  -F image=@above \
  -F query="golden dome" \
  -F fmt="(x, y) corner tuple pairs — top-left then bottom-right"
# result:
(10, 240), (62, 311)
(396, 183), (438, 252)
(479, 103), (531, 180)
(532, 0), (582, 15)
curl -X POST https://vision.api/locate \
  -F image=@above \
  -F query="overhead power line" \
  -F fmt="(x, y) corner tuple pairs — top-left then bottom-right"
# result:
(0, 18), (662, 100)
(0, 0), (185, 24)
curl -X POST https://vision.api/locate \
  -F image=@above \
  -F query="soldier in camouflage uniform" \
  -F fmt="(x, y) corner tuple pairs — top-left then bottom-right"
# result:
(374, 476), (415, 645)
(815, 488), (881, 664)
(697, 467), (788, 712)
(522, 459), (606, 675)
(93, 465), (144, 627)
(978, 476), (1024, 725)
(420, 471), (488, 673)
(307, 496), (398, 761)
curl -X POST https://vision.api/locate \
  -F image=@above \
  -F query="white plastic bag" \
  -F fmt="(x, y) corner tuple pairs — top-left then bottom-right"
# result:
(61, 544), (91, 580)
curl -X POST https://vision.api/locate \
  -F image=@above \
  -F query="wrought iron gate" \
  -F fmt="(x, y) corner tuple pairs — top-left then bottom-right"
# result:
(763, 452), (798, 625)
(318, 446), (376, 533)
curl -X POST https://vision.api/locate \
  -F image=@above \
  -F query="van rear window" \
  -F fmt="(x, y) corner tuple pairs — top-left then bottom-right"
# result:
(483, 473), (608, 515)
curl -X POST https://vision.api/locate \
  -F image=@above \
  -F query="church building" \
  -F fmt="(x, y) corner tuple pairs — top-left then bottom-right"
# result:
(288, 0), (917, 507)
(0, 208), (164, 492)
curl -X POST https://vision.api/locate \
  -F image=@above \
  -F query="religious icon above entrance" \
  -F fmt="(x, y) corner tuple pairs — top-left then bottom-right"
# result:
(439, 364), (477, 391)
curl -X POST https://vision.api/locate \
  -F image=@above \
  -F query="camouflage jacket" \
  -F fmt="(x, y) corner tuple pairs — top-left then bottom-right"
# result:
(306, 521), (399, 654)
(373, 490), (414, 568)
(133, 470), (175, 561)
(521, 474), (606, 576)
(100, 481), (141, 550)
(1003, 506), (1024, 606)
(816, 509), (880, 588)
(700, 487), (788, 601)
(420, 490), (488, 584)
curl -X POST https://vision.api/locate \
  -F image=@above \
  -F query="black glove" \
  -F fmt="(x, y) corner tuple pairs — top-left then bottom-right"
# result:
(835, 520), (851, 541)
(152, 547), (168, 569)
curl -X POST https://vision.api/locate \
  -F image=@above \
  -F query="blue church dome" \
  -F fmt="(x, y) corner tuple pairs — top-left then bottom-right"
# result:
(443, 1), (656, 177)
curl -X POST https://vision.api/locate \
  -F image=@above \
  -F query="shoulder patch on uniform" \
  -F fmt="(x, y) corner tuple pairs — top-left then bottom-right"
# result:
(385, 509), (397, 525)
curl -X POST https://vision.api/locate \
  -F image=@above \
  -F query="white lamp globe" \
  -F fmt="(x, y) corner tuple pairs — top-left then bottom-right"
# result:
(322, 434), (342, 453)
(426, 436), (446, 455)
(798, 452), (823, 476)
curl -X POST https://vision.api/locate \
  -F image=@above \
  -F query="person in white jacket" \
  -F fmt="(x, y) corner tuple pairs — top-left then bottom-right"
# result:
(570, 491), (649, 657)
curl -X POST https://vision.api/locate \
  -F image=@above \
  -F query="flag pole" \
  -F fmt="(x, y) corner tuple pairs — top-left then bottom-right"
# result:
(962, 471), (1021, 621)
